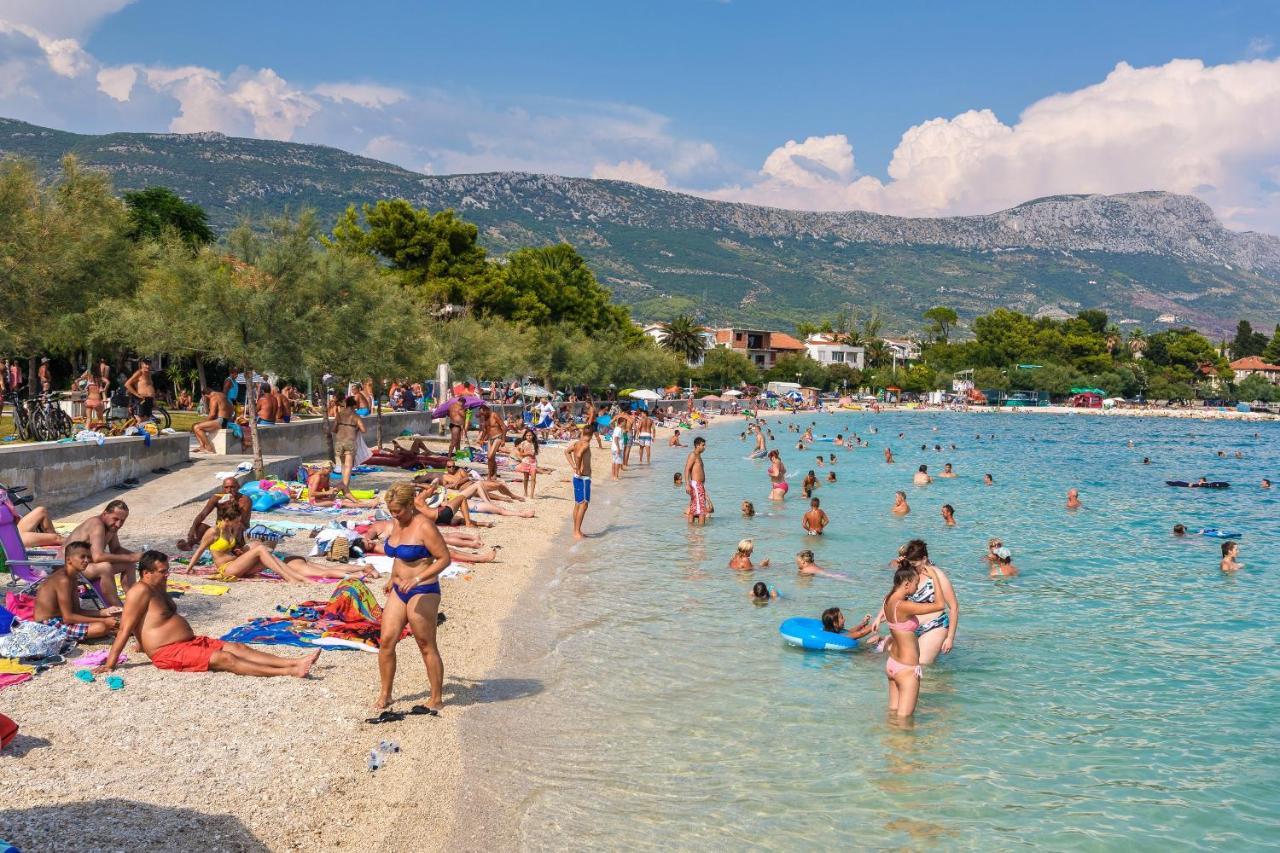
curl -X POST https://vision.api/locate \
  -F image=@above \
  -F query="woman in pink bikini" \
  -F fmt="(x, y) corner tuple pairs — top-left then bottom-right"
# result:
(767, 449), (788, 501)
(881, 562), (946, 719)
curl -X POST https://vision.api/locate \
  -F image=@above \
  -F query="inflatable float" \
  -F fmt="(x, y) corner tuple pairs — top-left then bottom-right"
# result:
(1199, 528), (1242, 539)
(779, 617), (858, 651)
(1166, 481), (1229, 488)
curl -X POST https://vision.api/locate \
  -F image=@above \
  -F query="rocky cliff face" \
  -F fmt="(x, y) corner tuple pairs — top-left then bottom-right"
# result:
(3, 116), (1278, 332)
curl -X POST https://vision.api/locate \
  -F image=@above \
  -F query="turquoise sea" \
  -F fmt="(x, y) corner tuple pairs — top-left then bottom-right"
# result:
(466, 413), (1279, 850)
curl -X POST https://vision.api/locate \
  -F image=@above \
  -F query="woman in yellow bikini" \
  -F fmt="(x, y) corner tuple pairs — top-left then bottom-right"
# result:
(187, 503), (375, 582)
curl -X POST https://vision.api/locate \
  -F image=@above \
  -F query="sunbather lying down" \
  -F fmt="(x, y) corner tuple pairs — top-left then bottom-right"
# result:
(306, 463), (379, 508)
(187, 504), (376, 582)
(95, 550), (319, 677)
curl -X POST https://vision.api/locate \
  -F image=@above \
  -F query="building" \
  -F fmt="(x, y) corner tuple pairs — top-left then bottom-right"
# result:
(1230, 356), (1280, 385)
(804, 334), (865, 370)
(882, 338), (921, 365)
(641, 323), (717, 367)
(711, 328), (806, 368)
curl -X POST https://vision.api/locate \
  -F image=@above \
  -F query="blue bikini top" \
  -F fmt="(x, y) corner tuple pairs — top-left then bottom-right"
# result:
(384, 541), (433, 562)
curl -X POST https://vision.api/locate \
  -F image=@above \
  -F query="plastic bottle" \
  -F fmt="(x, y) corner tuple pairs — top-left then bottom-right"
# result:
(367, 750), (383, 772)
(378, 739), (400, 755)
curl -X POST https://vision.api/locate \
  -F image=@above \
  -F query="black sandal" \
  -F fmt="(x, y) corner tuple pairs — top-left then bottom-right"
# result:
(409, 705), (439, 717)
(364, 710), (404, 724)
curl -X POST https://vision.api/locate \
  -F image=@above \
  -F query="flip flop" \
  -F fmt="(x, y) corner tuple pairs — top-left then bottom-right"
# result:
(408, 705), (439, 717)
(106, 675), (124, 690)
(364, 710), (404, 725)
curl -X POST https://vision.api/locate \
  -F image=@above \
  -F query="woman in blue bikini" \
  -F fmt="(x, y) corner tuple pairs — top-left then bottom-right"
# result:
(376, 482), (452, 713)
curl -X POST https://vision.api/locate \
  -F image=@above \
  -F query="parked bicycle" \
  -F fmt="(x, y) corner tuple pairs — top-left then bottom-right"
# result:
(10, 392), (74, 442)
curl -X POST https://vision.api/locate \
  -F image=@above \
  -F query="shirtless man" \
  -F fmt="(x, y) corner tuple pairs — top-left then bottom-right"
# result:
(446, 396), (466, 455)
(37, 357), (52, 394)
(914, 464), (932, 485)
(97, 357), (112, 393)
(123, 358), (156, 420)
(802, 497), (829, 535)
(476, 406), (506, 481)
(684, 436), (709, 526)
(634, 410), (654, 465)
(33, 541), (120, 640)
(95, 551), (318, 677)
(584, 399), (605, 449)
(565, 425), (594, 539)
(178, 478), (252, 550)
(884, 447), (894, 463)
(66, 500), (143, 608)
(669, 429), (685, 447)
(1066, 488), (1082, 510)
(191, 387), (235, 453)
(891, 491), (910, 515)
(274, 385), (291, 423)
(255, 383), (277, 424)
(939, 463), (957, 478)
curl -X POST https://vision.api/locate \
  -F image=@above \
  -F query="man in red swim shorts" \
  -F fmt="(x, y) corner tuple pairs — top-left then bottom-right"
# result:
(95, 551), (320, 677)
(683, 436), (710, 526)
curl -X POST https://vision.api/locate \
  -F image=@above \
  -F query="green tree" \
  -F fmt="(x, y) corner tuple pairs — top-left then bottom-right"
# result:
(765, 353), (826, 387)
(697, 347), (759, 390)
(1263, 325), (1280, 364)
(923, 305), (958, 345)
(657, 315), (709, 364)
(474, 243), (634, 337)
(124, 186), (214, 248)
(825, 362), (862, 393)
(1236, 373), (1276, 403)
(1230, 320), (1268, 359)
(1076, 309), (1109, 335)
(973, 367), (1010, 392)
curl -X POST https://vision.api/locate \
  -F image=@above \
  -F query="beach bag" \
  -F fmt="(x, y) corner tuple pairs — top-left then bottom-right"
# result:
(4, 592), (35, 622)
(0, 620), (69, 659)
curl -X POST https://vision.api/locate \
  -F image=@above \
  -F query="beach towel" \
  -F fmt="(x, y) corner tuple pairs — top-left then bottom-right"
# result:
(221, 618), (321, 648)
(0, 672), (32, 692)
(354, 434), (373, 466)
(0, 658), (36, 675)
(4, 592), (35, 621)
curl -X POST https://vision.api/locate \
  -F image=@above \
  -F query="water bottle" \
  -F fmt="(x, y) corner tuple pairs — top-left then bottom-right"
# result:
(367, 750), (383, 772)
(379, 739), (400, 755)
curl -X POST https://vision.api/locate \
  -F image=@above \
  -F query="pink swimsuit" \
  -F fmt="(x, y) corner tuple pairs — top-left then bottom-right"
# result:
(885, 606), (923, 680)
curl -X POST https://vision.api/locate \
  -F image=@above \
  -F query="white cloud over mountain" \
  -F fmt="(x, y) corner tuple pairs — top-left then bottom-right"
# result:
(0, 4), (1278, 233)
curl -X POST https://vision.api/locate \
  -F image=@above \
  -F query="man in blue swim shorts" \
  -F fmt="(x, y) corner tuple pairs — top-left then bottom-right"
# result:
(566, 424), (594, 539)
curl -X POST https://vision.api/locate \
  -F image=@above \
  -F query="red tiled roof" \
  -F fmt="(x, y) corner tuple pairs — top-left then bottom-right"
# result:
(770, 332), (806, 350)
(1230, 356), (1280, 371)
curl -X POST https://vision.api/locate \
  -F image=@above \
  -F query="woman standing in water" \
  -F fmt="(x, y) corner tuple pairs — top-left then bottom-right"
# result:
(376, 482), (452, 712)
(881, 564), (945, 718)
(874, 539), (958, 664)
(767, 449), (788, 501)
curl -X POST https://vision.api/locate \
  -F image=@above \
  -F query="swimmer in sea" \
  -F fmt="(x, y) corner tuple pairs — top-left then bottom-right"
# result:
(1066, 488), (1082, 509)
(802, 470), (817, 498)
(742, 500), (755, 517)
(828, 453), (836, 464)
(939, 463), (956, 478)
(826, 471), (836, 483)
(989, 546), (1017, 577)
(940, 504), (956, 526)
(983, 473), (994, 485)
(983, 538), (1003, 569)
(673, 472), (682, 487)
(891, 491), (910, 515)
(1173, 524), (1186, 536)
(884, 447), (894, 464)
(1263, 479), (1272, 489)
(729, 538), (769, 570)
(802, 497), (829, 536)
(816, 455), (824, 468)
(750, 581), (778, 601)
(1220, 541), (1241, 573)
(821, 607), (875, 640)
(795, 550), (845, 578)
(913, 465), (932, 485)
(1143, 457), (1151, 464)
(767, 449), (788, 501)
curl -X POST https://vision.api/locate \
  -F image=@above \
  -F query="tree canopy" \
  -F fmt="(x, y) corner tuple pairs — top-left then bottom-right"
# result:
(124, 186), (214, 248)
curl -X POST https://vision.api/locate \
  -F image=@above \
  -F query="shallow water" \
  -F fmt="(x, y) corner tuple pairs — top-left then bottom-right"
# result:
(469, 413), (1280, 850)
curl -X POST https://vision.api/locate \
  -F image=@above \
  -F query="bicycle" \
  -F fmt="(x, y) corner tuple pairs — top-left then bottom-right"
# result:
(30, 392), (74, 442)
(107, 397), (171, 433)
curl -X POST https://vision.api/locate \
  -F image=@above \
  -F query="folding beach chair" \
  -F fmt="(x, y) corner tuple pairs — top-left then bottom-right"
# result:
(0, 499), (61, 584)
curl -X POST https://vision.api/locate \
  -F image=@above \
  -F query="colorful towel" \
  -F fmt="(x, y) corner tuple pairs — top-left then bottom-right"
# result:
(0, 672), (32, 691)
(221, 618), (321, 648)
(70, 649), (127, 667)
(0, 658), (36, 675)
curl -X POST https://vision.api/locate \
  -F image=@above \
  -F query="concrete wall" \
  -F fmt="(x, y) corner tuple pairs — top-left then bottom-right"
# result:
(0, 434), (190, 506)
(246, 411), (440, 459)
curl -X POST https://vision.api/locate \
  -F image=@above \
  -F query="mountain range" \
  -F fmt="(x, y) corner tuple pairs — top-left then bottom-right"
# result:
(3, 116), (1278, 336)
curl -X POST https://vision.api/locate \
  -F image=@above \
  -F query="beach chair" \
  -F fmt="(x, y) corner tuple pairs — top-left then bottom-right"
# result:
(0, 500), (60, 584)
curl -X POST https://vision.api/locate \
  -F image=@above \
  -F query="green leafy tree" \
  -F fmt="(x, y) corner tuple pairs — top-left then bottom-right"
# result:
(697, 347), (759, 390)
(474, 244), (635, 337)
(923, 306), (958, 345)
(825, 362), (862, 393)
(973, 367), (1010, 392)
(765, 353), (826, 387)
(1076, 309), (1109, 335)
(1230, 320), (1268, 359)
(1263, 325), (1280, 364)
(124, 186), (214, 248)
(657, 315), (709, 364)
(1236, 373), (1276, 403)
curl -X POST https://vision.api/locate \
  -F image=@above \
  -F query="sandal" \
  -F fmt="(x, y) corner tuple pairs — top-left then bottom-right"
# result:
(408, 705), (439, 717)
(364, 710), (405, 724)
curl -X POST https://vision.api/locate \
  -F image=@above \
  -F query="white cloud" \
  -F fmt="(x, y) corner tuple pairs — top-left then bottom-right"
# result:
(592, 159), (670, 189)
(0, 0), (134, 39)
(717, 58), (1280, 231)
(96, 64), (135, 101)
(313, 82), (407, 109)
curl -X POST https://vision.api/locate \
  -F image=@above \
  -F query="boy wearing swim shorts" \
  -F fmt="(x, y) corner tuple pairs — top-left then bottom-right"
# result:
(566, 425), (594, 540)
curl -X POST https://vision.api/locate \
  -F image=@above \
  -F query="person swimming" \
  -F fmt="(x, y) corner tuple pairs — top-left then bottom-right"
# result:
(914, 465), (931, 485)
(941, 504), (956, 526)
(892, 491), (910, 515)
(983, 473), (994, 485)
(802, 497), (829, 536)
(741, 500), (756, 517)
(826, 471), (836, 483)
(1066, 488), (1081, 509)
(1220, 541), (1242, 573)
(729, 539), (769, 571)
(820, 607), (875, 640)
(751, 581), (778, 601)
(1173, 524), (1187, 536)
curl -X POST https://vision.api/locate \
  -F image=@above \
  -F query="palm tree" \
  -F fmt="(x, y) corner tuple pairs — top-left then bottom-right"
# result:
(864, 338), (890, 369)
(1127, 327), (1147, 358)
(659, 315), (708, 364)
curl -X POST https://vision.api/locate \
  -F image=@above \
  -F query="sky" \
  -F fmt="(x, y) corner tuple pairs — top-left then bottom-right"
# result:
(1, 0), (1279, 232)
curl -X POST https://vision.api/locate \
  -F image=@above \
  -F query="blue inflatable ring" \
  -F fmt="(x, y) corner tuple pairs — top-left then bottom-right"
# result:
(779, 617), (857, 651)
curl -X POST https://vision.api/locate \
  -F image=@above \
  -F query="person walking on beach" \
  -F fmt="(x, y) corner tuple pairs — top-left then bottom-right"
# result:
(767, 449), (788, 501)
(446, 395), (466, 456)
(376, 483), (452, 712)
(566, 424), (594, 539)
(685, 436), (709, 525)
(635, 409), (654, 465)
(610, 409), (629, 480)
(477, 405), (506, 481)
(332, 396), (366, 494)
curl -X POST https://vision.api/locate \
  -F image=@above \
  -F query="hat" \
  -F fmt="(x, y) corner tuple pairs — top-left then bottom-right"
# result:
(40, 357), (49, 363)
(994, 547), (1012, 560)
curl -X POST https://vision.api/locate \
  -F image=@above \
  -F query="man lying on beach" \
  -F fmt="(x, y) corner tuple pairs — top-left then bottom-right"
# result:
(178, 478), (253, 551)
(802, 497), (829, 535)
(66, 500), (143, 608)
(95, 550), (319, 676)
(33, 541), (120, 640)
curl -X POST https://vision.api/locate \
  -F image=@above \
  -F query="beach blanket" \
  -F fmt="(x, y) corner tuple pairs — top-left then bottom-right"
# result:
(222, 578), (401, 651)
(221, 618), (320, 648)
(0, 672), (32, 691)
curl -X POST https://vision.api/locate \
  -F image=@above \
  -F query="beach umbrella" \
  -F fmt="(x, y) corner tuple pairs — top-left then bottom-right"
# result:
(721, 389), (743, 397)
(702, 394), (722, 402)
(630, 389), (661, 401)
(521, 384), (551, 398)
(431, 394), (485, 418)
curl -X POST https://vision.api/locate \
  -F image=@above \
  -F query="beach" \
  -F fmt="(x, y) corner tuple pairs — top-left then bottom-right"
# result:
(1, 430), (618, 853)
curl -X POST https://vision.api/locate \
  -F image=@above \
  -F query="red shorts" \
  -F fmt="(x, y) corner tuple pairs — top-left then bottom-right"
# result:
(689, 481), (708, 517)
(150, 636), (224, 672)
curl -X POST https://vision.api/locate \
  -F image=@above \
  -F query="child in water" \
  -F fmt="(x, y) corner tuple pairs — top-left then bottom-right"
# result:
(741, 500), (755, 517)
(1221, 541), (1242, 573)
(821, 607), (876, 639)
(750, 581), (778, 601)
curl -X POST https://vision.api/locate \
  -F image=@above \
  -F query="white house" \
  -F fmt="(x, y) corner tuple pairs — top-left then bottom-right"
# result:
(1230, 356), (1280, 385)
(882, 338), (921, 364)
(642, 323), (717, 367)
(804, 333), (865, 370)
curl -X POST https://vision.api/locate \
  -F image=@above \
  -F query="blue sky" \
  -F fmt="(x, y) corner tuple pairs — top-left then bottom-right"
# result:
(2, 0), (1279, 230)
